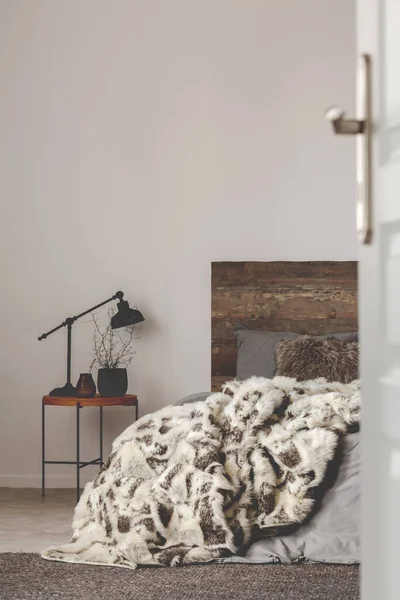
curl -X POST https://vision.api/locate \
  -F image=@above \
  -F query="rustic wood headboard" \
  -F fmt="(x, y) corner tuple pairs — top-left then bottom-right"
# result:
(211, 261), (358, 391)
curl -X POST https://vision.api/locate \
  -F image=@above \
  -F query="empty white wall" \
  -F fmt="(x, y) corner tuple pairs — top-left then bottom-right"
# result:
(0, 0), (357, 487)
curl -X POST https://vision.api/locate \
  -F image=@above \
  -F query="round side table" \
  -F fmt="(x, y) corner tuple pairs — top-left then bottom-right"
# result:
(41, 394), (138, 502)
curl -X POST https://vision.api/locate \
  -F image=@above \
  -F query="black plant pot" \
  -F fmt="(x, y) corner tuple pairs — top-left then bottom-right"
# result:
(97, 368), (128, 397)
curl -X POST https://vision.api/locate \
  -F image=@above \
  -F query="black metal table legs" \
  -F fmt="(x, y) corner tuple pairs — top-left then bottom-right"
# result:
(41, 403), (137, 502)
(100, 406), (103, 468)
(42, 403), (103, 502)
(41, 402), (45, 497)
(76, 402), (80, 502)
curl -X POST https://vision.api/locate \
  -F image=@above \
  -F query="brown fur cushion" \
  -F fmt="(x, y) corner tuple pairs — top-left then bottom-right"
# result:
(275, 336), (359, 383)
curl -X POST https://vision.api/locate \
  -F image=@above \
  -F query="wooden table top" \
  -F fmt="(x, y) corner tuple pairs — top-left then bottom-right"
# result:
(42, 394), (138, 407)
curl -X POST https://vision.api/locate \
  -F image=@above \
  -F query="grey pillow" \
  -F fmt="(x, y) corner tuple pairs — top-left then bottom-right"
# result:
(219, 432), (360, 564)
(236, 330), (358, 381)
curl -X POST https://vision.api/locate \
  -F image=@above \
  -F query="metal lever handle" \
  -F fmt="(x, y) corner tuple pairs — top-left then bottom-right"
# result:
(325, 54), (372, 245)
(325, 106), (364, 135)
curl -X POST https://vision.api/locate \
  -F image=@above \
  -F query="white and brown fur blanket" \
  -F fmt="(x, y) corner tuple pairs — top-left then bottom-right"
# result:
(42, 376), (360, 568)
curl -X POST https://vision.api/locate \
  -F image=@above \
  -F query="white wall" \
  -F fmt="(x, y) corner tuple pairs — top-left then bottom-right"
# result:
(0, 0), (357, 487)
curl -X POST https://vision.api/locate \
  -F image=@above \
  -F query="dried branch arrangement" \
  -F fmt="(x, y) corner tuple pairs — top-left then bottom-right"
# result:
(90, 310), (138, 370)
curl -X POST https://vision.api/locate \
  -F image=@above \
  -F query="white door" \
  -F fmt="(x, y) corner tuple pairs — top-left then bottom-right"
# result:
(357, 1), (400, 599)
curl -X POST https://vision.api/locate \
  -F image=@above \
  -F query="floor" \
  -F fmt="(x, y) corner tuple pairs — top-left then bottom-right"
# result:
(0, 488), (76, 553)
(1, 554), (360, 600)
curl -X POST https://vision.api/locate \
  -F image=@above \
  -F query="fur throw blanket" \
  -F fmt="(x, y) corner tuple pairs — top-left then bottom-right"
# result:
(42, 376), (360, 569)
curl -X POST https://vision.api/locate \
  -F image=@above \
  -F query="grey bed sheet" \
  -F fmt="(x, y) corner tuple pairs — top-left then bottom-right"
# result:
(174, 393), (360, 565)
(219, 432), (360, 564)
(174, 392), (211, 406)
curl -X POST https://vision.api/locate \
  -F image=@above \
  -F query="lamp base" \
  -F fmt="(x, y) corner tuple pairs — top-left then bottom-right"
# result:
(49, 382), (78, 397)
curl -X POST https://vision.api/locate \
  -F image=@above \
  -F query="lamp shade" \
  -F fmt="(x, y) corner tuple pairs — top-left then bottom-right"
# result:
(111, 299), (145, 329)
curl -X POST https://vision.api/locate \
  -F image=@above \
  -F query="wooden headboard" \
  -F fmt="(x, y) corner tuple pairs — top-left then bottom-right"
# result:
(211, 261), (358, 391)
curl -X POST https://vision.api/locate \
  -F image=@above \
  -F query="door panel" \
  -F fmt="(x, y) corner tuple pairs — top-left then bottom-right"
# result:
(358, 0), (400, 598)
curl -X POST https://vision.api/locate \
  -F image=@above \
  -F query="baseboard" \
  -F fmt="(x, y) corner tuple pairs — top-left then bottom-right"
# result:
(0, 474), (95, 488)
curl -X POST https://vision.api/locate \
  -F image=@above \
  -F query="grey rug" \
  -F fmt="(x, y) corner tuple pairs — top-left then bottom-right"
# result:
(0, 554), (359, 600)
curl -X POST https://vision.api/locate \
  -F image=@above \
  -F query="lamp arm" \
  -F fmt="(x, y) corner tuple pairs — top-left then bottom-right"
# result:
(73, 291), (123, 322)
(38, 291), (124, 341)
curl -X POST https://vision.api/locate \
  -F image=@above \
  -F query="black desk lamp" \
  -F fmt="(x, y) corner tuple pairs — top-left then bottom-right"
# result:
(38, 291), (144, 397)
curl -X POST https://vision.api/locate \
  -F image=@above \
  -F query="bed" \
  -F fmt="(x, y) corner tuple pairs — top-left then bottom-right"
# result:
(179, 261), (360, 566)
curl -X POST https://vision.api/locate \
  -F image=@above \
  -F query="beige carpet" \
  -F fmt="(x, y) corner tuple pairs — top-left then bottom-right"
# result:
(0, 554), (359, 600)
(0, 488), (75, 553)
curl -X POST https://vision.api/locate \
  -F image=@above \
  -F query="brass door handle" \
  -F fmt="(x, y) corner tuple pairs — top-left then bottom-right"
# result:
(325, 54), (372, 245)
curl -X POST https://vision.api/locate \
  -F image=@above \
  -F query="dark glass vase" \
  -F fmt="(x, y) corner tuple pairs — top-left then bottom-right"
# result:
(76, 373), (96, 398)
(97, 368), (128, 397)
